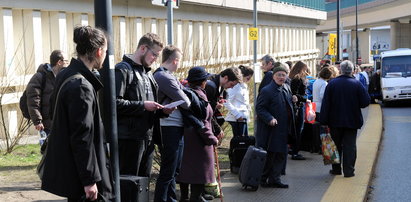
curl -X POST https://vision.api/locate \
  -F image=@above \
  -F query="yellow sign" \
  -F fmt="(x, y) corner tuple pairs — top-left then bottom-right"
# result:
(248, 28), (258, 40)
(328, 33), (337, 55)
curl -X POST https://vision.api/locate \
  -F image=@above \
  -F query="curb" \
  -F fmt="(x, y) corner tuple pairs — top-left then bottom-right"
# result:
(321, 104), (383, 202)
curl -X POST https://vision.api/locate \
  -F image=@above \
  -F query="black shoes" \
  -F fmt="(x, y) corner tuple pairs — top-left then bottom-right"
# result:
(329, 169), (355, 177)
(344, 173), (355, 178)
(271, 182), (289, 188)
(329, 169), (342, 175)
(202, 194), (214, 200)
(261, 181), (289, 188)
(291, 154), (306, 160)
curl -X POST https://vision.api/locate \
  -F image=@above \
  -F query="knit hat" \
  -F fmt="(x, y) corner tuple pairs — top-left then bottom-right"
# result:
(272, 63), (289, 75)
(187, 66), (210, 82)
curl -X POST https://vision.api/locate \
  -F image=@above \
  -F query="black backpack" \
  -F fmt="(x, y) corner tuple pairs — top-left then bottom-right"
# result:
(20, 70), (47, 120)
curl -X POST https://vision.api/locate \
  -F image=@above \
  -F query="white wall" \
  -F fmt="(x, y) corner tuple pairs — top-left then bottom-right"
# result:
(0, 0), (322, 138)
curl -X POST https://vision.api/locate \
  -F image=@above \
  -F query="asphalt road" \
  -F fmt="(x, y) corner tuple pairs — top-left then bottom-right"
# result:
(368, 102), (411, 201)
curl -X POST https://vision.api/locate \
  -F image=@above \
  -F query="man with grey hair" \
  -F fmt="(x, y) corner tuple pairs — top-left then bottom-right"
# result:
(320, 60), (370, 178)
(258, 54), (275, 92)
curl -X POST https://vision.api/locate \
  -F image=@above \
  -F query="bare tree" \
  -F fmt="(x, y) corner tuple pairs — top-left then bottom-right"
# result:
(0, 33), (35, 154)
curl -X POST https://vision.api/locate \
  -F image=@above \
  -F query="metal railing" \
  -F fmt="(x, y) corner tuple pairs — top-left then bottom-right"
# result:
(269, 0), (326, 11)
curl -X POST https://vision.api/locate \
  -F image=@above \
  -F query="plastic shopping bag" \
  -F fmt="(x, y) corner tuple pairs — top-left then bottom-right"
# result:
(320, 128), (340, 165)
(305, 102), (316, 123)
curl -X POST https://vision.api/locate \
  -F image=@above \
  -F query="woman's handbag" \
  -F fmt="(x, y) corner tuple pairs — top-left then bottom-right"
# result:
(320, 127), (340, 165)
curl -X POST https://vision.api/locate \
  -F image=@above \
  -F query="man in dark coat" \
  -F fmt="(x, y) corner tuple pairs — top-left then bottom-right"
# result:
(115, 33), (173, 177)
(320, 60), (370, 178)
(205, 67), (242, 138)
(26, 50), (67, 136)
(258, 54), (275, 93)
(256, 65), (296, 188)
(368, 70), (381, 103)
(42, 26), (113, 201)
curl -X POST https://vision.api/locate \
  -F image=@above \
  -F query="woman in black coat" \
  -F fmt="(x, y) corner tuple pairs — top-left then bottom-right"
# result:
(256, 65), (296, 188)
(41, 26), (113, 201)
(288, 61), (310, 160)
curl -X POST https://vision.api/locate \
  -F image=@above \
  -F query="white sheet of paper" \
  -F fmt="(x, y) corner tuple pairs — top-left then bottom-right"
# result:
(164, 100), (185, 109)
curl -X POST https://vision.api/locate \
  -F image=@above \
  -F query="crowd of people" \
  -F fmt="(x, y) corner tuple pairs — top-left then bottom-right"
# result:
(25, 25), (374, 202)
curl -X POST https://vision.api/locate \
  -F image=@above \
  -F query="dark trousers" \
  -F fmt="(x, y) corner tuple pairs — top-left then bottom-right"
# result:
(228, 121), (248, 137)
(261, 151), (285, 184)
(180, 183), (205, 202)
(291, 105), (305, 155)
(119, 139), (154, 177)
(330, 127), (357, 175)
(154, 126), (184, 202)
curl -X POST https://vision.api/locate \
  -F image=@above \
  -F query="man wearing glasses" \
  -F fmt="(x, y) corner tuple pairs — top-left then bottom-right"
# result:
(26, 50), (67, 141)
(115, 33), (173, 177)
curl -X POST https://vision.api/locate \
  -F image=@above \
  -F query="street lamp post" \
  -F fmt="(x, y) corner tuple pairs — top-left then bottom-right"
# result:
(253, 0), (258, 135)
(94, 0), (120, 201)
(356, 0), (359, 65)
(167, 0), (173, 45)
(336, 0), (341, 61)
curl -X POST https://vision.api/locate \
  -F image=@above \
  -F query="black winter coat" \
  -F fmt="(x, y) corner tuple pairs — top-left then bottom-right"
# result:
(258, 70), (274, 93)
(290, 77), (307, 106)
(41, 58), (113, 200)
(320, 75), (370, 129)
(115, 55), (164, 141)
(255, 82), (296, 153)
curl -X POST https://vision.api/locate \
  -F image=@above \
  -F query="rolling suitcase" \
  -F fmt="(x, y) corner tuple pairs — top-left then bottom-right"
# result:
(120, 175), (149, 202)
(238, 146), (267, 191)
(229, 134), (255, 174)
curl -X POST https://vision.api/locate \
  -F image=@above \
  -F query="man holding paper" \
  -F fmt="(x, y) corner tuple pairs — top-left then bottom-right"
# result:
(153, 45), (191, 202)
(114, 33), (173, 178)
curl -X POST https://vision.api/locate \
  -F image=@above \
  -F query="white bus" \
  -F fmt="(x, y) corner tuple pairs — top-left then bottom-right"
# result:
(380, 48), (411, 102)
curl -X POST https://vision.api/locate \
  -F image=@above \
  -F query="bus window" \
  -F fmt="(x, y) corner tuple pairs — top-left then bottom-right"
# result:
(382, 55), (411, 78)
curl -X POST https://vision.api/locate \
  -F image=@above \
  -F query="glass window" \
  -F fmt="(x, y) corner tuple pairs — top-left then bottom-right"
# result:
(382, 56), (411, 78)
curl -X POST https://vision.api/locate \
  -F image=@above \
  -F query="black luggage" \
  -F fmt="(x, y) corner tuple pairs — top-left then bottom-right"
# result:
(301, 121), (321, 153)
(229, 135), (255, 174)
(238, 146), (267, 191)
(120, 175), (149, 202)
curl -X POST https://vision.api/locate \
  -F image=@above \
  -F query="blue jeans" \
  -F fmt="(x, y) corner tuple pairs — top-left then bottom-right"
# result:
(154, 126), (184, 202)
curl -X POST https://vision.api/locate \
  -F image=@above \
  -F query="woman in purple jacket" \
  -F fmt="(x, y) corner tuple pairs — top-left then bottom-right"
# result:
(177, 67), (219, 202)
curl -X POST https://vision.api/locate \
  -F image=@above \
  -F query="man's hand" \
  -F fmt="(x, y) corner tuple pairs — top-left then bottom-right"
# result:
(269, 118), (278, 126)
(163, 107), (176, 114)
(35, 123), (44, 131)
(216, 131), (224, 146)
(237, 117), (244, 122)
(144, 101), (163, 111)
(84, 183), (98, 201)
(216, 102), (224, 109)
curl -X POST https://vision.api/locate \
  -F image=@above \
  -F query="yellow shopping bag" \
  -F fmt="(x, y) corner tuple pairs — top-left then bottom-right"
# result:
(320, 128), (340, 165)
